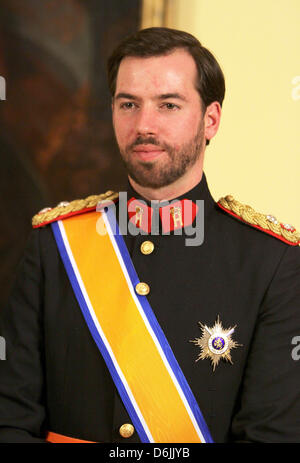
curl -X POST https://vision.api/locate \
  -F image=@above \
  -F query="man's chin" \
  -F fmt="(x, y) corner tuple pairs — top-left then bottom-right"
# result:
(128, 169), (183, 190)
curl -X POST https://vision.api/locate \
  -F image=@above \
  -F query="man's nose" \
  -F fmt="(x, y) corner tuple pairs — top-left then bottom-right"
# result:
(135, 106), (157, 136)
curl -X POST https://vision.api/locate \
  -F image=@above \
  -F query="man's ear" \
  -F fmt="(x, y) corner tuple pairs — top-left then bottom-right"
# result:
(204, 101), (222, 143)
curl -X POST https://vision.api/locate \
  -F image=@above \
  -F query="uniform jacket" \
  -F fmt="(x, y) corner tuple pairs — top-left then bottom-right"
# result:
(0, 174), (300, 443)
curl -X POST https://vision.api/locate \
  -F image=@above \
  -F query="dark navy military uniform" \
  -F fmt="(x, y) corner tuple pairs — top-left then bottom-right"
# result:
(0, 174), (300, 443)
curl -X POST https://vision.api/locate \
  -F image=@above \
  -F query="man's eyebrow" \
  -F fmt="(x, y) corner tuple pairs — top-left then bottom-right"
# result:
(114, 92), (187, 101)
(158, 93), (187, 101)
(114, 92), (138, 100)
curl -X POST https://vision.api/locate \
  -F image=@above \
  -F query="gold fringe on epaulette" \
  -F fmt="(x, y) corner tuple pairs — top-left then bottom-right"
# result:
(32, 190), (119, 227)
(219, 195), (300, 245)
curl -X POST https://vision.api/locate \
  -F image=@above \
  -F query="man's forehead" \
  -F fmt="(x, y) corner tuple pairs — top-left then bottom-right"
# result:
(115, 49), (198, 94)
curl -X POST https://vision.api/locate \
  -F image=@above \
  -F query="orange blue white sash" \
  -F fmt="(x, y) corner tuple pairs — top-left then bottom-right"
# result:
(51, 206), (213, 443)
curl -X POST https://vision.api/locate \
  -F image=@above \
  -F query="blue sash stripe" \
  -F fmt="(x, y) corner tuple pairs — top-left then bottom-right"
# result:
(51, 220), (151, 443)
(105, 207), (214, 444)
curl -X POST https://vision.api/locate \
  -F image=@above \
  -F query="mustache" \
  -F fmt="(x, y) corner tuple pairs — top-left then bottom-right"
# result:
(129, 136), (161, 150)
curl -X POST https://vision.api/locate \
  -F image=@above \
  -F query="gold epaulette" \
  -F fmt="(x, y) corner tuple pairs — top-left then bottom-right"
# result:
(32, 190), (119, 228)
(218, 195), (300, 246)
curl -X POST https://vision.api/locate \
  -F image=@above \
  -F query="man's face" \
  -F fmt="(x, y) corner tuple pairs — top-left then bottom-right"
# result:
(112, 49), (206, 189)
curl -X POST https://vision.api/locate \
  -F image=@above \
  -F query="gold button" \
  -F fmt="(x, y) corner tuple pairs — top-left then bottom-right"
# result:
(135, 282), (150, 296)
(119, 423), (135, 438)
(140, 241), (154, 255)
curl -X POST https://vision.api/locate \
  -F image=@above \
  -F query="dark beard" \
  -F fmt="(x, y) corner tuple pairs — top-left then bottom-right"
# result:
(119, 121), (205, 189)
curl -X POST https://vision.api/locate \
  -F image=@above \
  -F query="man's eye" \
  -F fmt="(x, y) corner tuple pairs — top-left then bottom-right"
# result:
(162, 103), (179, 110)
(120, 102), (135, 110)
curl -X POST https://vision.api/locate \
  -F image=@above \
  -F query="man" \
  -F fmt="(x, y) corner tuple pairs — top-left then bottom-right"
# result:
(0, 27), (299, 444)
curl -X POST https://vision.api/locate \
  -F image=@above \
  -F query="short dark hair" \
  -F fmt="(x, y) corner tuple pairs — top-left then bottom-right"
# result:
(107, 27), (225, 109)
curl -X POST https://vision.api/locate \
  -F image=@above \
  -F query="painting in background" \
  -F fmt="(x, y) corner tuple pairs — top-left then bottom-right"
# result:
(0, 0), (141, 307)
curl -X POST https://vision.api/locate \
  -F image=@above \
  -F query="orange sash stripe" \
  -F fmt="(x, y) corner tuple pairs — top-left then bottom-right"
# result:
(51, 210), (213, 443)
(62, 212), (203, 442)
(46, 431), (96, 443)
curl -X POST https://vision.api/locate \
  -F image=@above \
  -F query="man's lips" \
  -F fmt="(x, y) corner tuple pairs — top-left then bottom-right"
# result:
(132, 145), (165, 161)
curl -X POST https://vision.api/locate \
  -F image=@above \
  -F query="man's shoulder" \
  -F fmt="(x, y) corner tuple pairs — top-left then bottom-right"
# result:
(217, 194), (300, 247)
(31, 191), (119, 229)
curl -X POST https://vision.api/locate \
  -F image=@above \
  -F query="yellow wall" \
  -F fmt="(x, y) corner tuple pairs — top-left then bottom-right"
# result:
(167, 0), (300, 229)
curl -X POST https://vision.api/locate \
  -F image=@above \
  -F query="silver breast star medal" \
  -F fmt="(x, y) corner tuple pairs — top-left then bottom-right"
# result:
(190, 315), (242, 371)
